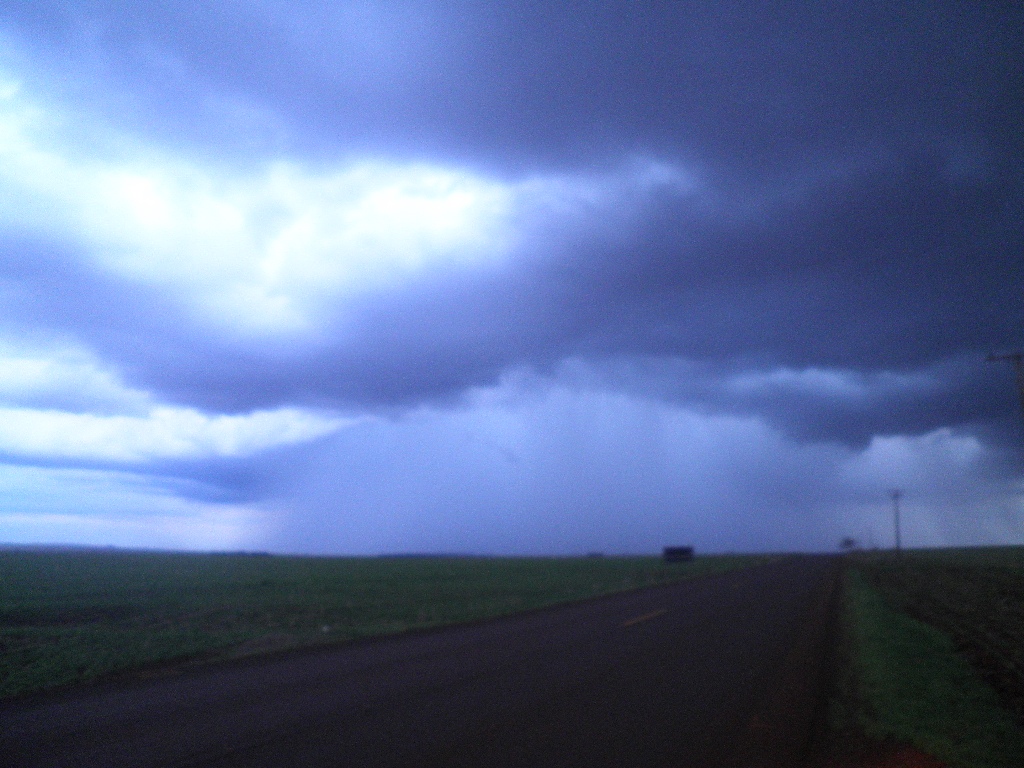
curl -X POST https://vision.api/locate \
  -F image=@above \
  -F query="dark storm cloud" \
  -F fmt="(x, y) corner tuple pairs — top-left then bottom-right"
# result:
(4, 2), (1020, 166)
(1, 152), (1019, 454)
(0, 0), (1021, 443)
(556, 354), (1020, 451)
(41, 151), (1019, 451)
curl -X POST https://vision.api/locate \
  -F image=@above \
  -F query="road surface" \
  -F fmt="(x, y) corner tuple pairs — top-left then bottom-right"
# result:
(1, 555), (839, 767)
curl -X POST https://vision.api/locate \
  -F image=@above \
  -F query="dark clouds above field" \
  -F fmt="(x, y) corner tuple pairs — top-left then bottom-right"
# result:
(0, 1), (1022, 553)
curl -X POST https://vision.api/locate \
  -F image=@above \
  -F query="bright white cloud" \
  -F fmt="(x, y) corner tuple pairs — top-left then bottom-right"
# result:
(0, 342), (151, 413)
(0, 75), (516, 332)
(0, 404), (350, 463)
(726, 366), (937, 401)
(86, 161), (516, 332)
(843, 428), (986, 491)
(0, 340), (351, 463)
(0, 72), (692, 337)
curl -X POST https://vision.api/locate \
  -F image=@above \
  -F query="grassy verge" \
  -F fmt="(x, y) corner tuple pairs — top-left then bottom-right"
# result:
(0, 549), (773, 699)
(858, 549), (1024, 724)
(833, 565), (1024, 768)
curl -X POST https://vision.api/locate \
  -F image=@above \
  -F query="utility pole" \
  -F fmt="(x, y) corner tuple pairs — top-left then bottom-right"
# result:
(891, 489), (902, 557)
(987, 352), (1024, 431)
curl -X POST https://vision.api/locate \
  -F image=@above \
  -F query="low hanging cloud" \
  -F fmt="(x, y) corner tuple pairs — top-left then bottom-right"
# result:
(0, 464), (262, 551)
(273, 372), (1023, 556)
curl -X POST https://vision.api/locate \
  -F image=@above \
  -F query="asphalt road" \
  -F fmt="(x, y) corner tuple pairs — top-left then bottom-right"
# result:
(1, 555), (840, 768)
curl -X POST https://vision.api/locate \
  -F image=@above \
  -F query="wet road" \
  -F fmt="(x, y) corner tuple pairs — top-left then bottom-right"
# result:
(1, 556), (839, 767)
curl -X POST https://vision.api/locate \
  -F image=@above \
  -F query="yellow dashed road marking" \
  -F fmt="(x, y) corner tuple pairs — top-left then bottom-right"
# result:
(620, 609), (668, 628)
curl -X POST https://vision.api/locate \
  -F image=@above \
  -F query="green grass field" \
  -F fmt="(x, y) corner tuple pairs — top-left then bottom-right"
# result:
(0, 548), (772, 699)
(836, 546), (1024, 767)
(855, 547), (1024, 725)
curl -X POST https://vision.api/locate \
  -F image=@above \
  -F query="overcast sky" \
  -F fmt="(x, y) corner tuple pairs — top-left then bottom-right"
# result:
(0, 1), (1021, 555)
